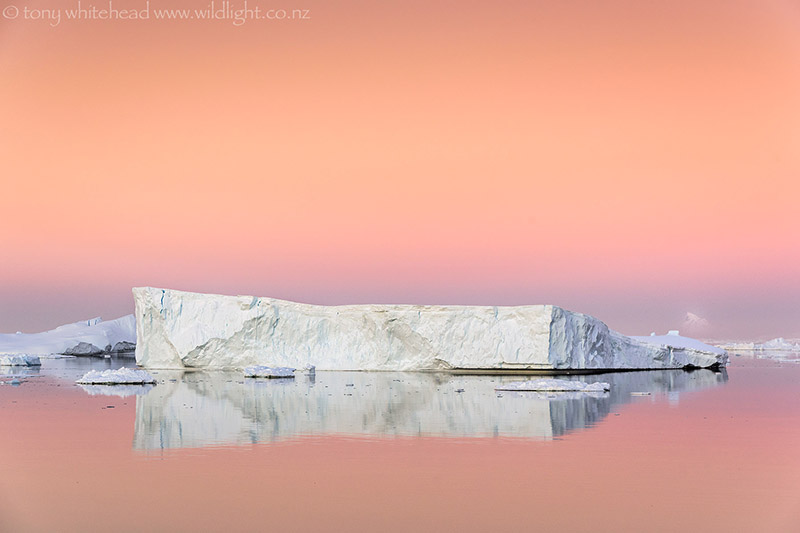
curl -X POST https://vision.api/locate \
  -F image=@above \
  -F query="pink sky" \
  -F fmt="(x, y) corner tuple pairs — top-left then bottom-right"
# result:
(1, 0), (799, 338)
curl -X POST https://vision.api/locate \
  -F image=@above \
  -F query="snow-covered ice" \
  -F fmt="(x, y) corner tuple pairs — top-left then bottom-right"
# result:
(76, 367), (156, 385)
(0, 354), (42, 366)
(243, 366), (295, 378)
(133, 287), (727, 371)
(0, 315), (136, 356)
(495, 379), (610, 392)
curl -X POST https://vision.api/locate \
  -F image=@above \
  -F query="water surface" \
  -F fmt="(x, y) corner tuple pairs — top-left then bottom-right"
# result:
(1, 353), (799, 531)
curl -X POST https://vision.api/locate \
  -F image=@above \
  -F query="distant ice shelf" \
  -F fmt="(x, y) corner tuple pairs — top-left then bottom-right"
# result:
(133, 287), (727, 371)
(717, 337), (800, 352)
(0, 315), (136, 357)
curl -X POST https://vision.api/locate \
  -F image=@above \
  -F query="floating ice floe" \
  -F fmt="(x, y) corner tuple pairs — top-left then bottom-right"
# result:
(495, 379), (610, 392)
(0, 315), (136, 357)
(243, 366), (295, 379)
(0, 354), (42, 366)
(133, 287), (727, 371)
(76, 367), (156, 385)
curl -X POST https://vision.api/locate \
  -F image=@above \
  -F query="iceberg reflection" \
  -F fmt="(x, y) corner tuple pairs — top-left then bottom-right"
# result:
(133, 369), (727, 450)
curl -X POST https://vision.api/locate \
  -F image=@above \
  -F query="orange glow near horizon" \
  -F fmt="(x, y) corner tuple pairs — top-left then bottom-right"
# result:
(2, 0), (799, 337)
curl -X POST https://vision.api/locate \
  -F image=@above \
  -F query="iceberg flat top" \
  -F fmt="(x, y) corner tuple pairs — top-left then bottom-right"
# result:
(0, 315), (136, 356)
(495, 379), (610, 392)
(76, 367), (156, 385)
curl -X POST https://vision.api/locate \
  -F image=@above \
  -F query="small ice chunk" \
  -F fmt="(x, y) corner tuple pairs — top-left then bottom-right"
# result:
(76, 367), (156, 385)
(0, 354), (42, 366)
(495, 378), (610, 392)
(243, 366), (295, 379)
(668, 330), (680, 336)
(298, 364), (316, 374)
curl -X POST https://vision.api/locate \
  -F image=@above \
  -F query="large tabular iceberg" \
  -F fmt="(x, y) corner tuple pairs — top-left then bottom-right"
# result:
(133, 287), (727, 371)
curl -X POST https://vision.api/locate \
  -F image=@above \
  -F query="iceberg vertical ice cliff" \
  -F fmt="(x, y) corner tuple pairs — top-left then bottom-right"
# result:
(133, 287), (727, 370)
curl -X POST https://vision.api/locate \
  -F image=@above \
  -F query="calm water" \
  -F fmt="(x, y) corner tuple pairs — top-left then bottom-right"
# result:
(2, 352), (799, 531)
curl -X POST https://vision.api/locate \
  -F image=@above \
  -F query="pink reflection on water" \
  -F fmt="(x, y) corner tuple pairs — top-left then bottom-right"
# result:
(1, 358), (799, 532)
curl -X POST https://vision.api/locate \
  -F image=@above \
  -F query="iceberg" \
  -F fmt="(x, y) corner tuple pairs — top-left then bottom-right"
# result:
(76, 367), (156, 385)
(0, 354), (41, 366)
(495, 379), (610, 392)
(133, 287), (727, 371)
(0, 315), (136, 357)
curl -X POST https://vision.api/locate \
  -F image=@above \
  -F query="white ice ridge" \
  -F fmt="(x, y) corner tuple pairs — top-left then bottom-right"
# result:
(0, 315), (136, 356)
(133, 287), (728, 371)
(76, 367), (156, 385)
(0, 354), (41, 366)
(244, 366), (295, 378)
(495, 379), (610, 392)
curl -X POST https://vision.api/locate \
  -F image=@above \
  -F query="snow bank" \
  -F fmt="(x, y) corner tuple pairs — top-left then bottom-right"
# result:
(76, 367), (156, 385)
(0, 354), (42, 366)
(495, 379), (610, 392)
(243, 366), (295, 378)
(133, 287), (727, 371)
(0, 315), (136, 356)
